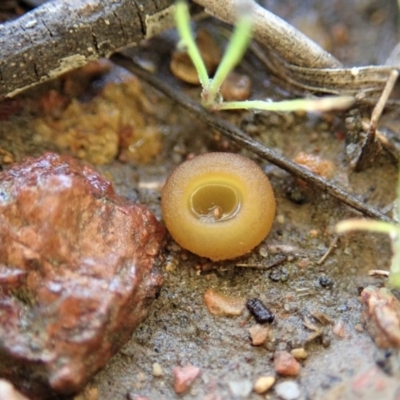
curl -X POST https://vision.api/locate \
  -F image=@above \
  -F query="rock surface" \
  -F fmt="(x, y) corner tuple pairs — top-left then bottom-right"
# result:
(361, 286), (400, 348)
(0, 153), (164, 398)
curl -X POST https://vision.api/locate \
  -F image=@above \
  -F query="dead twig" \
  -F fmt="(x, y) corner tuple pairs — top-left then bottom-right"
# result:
(111, 53), (393, 223)
(235, 254), (288, 270)
(368, 269), (389, 278)
(317, 236), (339, 265)
(193, 0), (341, 68)
(346, 69), (399, 171)
(253, 43), (400, 101)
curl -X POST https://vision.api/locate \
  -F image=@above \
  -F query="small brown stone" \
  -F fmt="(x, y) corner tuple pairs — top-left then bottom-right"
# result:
(0, 153), (164, 398)
(173, 365), (201, 394)
(355, 324), (364, 333)
(170, 29), (221, 85)
(274, 351), (301, 377)
(203, 289), (246, 317)
(248, 324), (270, 346)
(333, 320), (346, 338)
(291, 348), (308, 360)
(220, 72), (252, 101)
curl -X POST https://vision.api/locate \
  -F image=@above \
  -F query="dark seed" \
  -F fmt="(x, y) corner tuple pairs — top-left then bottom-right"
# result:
(246, 298), (275, 324)
(319, 276), (333, 288)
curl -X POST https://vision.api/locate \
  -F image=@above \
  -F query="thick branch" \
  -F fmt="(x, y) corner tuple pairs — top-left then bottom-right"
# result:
(0, 0), (174, 98)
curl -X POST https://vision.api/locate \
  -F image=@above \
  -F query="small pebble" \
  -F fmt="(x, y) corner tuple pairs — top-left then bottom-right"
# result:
(258, 246), (269, 258)
(220, 72), (251, 101)
(274, 351), (301, 376)
(297, 258), (310, 268)
(248, 324), (270, 346)
(319, 276), (333, 288)
(173, 365), (201, 394)
(276, 214), (285, 224)
(203, 289), (246, 317)
(309, 229), (319, 238)
(228, 379), (253, 398)
(275, 381), (300, 400)
(253, 376), (275, 394)
(290, 348), (308, 360)
(333, 320), (346, 338)
(355, 323), (363, 333)
(152, 362), (163, 377)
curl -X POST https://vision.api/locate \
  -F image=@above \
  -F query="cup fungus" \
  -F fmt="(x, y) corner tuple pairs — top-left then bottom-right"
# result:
(161, 153), (276, 260)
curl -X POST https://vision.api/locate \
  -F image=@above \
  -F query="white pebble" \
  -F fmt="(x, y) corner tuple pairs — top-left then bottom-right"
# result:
(275, 381), (300, 400)
(228, 379), (252, 398)
(152, 362), (163, 377)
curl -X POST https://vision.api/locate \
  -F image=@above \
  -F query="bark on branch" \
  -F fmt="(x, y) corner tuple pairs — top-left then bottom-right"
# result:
(0, 0), (175, 98)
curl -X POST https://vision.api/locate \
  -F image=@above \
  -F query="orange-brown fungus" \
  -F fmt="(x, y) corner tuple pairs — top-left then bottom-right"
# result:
(161, 153), (276, 261)
(293, 152), (334, 178)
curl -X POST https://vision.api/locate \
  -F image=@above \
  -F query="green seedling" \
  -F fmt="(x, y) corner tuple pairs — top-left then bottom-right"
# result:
(336, 174), (400, 289)
(175, 0), (354, 112)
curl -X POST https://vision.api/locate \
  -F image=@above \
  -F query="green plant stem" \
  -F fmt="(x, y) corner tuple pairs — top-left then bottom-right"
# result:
(336, 218), (400, 289)
(175, 0), (209, 88)
(390, 162), (400, 288)
(214, 96), (355, 112)
(336, 219), (397, 235)
(204, 12), (253, 107)
(388, 233), (400, 288)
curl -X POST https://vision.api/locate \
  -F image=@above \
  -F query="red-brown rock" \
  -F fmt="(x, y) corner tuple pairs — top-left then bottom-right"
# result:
(0, 153), (164, 398)
(274, 351), (301, 377)
(173, 365), (201, 394)
(361, 286), (400, 348)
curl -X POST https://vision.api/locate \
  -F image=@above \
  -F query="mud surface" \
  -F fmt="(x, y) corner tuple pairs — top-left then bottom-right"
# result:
(1, 0), (400, 399)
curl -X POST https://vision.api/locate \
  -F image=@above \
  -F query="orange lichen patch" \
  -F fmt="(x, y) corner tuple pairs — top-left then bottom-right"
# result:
(203, 288), (246, 317)
(162, 153), (276, 261)
(293, 152), (334, 178)
(170, 28), (222, 85)
(34, 77), (162, 165)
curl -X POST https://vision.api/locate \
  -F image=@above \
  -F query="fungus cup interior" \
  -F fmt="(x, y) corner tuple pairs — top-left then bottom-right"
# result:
(161, 152), (276, 261)
(190, 183), (241, 222)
